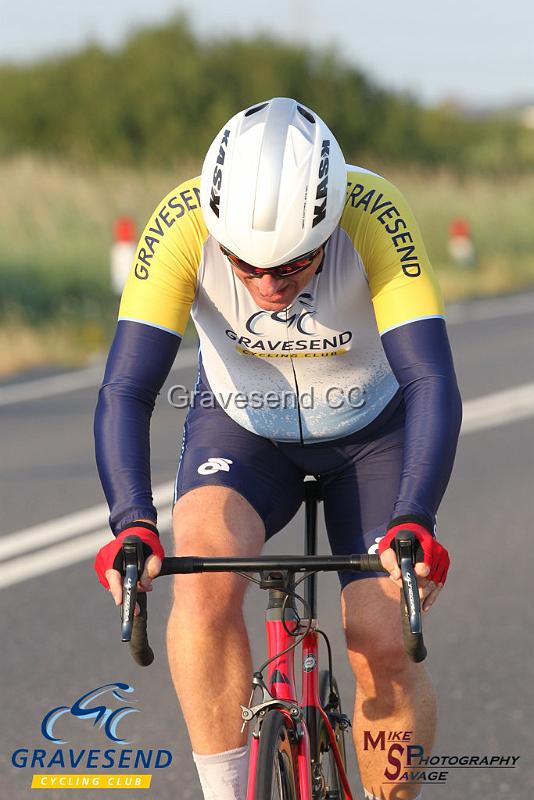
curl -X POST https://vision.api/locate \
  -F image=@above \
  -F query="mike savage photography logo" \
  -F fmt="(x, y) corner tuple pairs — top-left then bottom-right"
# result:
(363, 729), (520, 790)
(11, 682), (172, 790)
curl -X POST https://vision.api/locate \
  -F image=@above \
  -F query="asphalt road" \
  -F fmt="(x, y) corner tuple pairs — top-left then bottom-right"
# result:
(1, 294), (533, 799)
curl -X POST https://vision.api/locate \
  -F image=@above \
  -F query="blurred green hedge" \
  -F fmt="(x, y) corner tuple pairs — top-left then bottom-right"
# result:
(1, 16), (533, 173)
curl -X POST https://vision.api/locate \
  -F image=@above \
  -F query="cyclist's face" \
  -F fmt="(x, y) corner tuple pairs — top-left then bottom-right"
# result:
(231, 248), (323, 311)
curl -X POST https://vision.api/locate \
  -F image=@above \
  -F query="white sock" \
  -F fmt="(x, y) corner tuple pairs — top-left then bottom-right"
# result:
(193, 746), (248, 800)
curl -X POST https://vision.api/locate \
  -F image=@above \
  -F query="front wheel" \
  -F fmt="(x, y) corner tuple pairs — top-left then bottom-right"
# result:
(253, 709), (299, 800)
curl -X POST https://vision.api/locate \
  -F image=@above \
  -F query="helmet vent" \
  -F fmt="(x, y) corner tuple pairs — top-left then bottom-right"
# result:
(297, 105), (315, 124)
(245, 103), (268, 117)
(252, 99), (295, 231)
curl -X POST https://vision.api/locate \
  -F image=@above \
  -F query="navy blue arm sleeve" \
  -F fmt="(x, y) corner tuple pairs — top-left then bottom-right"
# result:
(94, 320), (181, 534)
(381, 317), (462, 527)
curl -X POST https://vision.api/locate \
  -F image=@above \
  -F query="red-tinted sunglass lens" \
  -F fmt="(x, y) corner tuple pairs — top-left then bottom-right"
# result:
(276, 259), (313, 276)
(221, 245), (320, 277)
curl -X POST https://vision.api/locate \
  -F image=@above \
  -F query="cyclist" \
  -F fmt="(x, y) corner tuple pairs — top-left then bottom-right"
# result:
(94, 97), (461, 800)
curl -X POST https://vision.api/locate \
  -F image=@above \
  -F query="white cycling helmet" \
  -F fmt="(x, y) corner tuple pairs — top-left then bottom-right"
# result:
(200, 97), (347, 268)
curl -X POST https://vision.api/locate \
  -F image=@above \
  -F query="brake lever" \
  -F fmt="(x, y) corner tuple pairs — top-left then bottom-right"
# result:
(120, 536), (145, 642)
(394, 531), (422, 635)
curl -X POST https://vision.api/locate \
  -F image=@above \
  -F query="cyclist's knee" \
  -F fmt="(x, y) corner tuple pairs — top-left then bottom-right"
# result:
(348, 632), (408, 681)
(169, 570), (246, 622)
(169, 486), (264, 622)
(342, 578), (410, 678)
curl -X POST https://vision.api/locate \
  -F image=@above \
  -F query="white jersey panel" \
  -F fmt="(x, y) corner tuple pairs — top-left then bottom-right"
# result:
(191, 230), (399, 442)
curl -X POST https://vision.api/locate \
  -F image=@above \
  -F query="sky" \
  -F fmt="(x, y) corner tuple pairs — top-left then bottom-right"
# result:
(1, 0), (534, 107)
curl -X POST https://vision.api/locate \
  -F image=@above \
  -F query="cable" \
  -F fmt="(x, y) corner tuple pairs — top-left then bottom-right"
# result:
(256, 585), (312, 675)
(235, 572), (262, 585)
(316, 628), (335, 700)
(234, 572), (320, 687)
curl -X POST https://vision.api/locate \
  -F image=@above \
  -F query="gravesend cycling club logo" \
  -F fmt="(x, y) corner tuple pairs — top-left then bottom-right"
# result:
(245, 293), (316, 335)
(225, 292), (353, 358)
(11, 682), (173, 791)
(41, 682), (138, 745)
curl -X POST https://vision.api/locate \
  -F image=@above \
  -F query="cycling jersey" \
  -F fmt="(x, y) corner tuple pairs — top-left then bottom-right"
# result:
(118, 167), (443, 442)
(95, 167), (462, 534)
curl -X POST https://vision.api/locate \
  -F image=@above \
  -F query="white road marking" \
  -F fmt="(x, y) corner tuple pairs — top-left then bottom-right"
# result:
(446, 292), (534, 325)
(0, 506), (172, 589)
(0, 505), (173, 590)
(0, 380), (533, 588)
(0, 365), (105, 408)
(0, 481), (175, 561)
(1, 292), (533, 408)
(0, 348), (198, 408)
(0, 529), (110, 590)
(461, 382), (534, 434)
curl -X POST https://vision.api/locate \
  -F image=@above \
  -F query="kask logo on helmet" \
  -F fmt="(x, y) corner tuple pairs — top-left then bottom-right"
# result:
(209, 129), (231, 218)
(312, 140), (330, 228)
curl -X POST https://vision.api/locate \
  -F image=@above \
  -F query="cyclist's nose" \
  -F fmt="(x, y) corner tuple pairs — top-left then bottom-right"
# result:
(256, 274), (287, 296)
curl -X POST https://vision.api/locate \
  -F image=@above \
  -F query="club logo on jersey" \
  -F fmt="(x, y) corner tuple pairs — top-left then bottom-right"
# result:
(209, 129), (231, 218)
(197, 457), (233, 475)
(312, 140), (330, 228)
(245, 293), (316, 335)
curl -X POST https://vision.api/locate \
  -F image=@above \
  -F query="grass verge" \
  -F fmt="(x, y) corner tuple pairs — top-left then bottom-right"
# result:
(2, 156), (534, 375)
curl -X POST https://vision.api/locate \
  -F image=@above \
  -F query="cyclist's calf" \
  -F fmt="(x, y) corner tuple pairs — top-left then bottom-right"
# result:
(340, 575), (436, 797)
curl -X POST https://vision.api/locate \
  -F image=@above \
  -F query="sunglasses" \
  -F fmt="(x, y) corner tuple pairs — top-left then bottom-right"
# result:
(220, 244), (323, 278)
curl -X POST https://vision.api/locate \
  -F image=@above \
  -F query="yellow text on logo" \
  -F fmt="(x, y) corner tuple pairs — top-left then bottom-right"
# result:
(31, 774), (152, 789)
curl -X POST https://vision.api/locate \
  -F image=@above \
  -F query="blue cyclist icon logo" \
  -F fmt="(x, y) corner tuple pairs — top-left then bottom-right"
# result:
(41, 683), (140, 745)
(245, 293), (316, 335)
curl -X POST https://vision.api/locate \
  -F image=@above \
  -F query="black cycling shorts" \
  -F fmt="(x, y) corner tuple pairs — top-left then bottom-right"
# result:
(174, 392), (405, 588)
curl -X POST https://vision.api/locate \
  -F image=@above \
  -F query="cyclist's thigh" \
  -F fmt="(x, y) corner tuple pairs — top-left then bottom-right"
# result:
(321, 403), (405, 588)
(174, 485), (265, 555)
(173, 400), (305, 552)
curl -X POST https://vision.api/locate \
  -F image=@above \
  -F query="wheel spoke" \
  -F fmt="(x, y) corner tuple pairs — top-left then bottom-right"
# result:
(271, 753), (284, 799)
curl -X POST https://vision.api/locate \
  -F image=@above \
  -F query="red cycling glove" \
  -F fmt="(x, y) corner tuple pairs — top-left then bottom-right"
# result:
(94, 523), (164, 590)
(378, 516), (450, 586)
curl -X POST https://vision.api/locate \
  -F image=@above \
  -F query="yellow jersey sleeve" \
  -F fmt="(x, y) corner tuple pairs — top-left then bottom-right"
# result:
(340, 170), (444, 334)
(119, 177), (208, 336)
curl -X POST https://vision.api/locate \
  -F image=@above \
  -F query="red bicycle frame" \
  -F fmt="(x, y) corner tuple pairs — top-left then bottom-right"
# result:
(120, 480), (426, 797)
(245, 480), (353, 800)
(245, 607), (352, 799)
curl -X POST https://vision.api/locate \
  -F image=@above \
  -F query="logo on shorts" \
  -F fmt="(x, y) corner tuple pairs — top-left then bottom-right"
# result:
(197, 457), (233, 475)
(368, 536), (384, 555)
